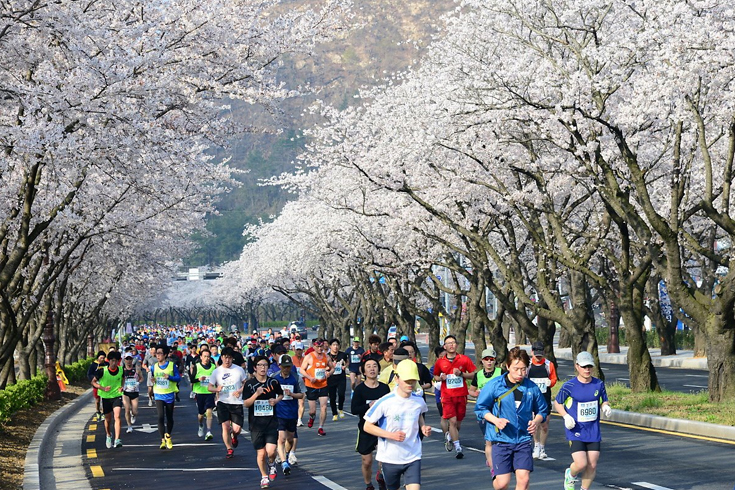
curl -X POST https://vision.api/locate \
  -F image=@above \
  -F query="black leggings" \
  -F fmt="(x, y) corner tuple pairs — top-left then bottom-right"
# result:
(156, 399), (175, 437)
(328, 377), (346, 416)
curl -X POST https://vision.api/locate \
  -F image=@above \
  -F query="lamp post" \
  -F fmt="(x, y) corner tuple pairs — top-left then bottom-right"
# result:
(44, 309), (61, 401)
(87, 334), (94, 358)
(607, 299), (621, 354)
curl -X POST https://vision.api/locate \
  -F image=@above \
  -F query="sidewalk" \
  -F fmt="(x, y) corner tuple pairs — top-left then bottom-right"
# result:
(552, 344), (709, 370)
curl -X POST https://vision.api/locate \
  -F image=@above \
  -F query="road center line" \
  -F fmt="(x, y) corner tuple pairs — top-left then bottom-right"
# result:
(632, 482), (675, 490)
(111, 467), (259, 472)
(312, 475), (350, 490)
(682, 384), (706, 388)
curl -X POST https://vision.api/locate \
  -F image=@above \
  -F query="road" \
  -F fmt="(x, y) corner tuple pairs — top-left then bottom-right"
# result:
(82, 378), (734, 490)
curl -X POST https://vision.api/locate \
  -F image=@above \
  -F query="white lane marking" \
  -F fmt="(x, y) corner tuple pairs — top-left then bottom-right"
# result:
(112, 467), (257, 471)
(683, 384), (706, 388)
(632, 482), (675, 490)
(312, 475), (350, 490)
(118, 443), (218, 447)
(617, 378), (630, 381)
(683, 374), (708, 378)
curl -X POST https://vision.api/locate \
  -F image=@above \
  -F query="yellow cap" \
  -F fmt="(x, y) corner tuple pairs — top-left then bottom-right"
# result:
(394, 359), (420, 381)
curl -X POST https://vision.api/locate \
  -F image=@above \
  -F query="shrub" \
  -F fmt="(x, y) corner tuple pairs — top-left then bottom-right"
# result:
(0, 375), (48, 425)
(63, 357), (94, 384)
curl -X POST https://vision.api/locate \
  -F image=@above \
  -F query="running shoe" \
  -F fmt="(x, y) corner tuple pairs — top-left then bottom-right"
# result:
(269, 462), (278, 481)
(366, 485), (375, 490)
(97, 412), (103, 422)
(198, 423), (204, 438)
(231, 431), (239, 448)
(126, 427), (133, 434)
(455, 447), (464, 459)
(376, 469), (386, 490)
(160, 438), (167, 450)
(106, 435), (112, 449)
(205, 431), (213, 441)
(317, 428), (326, 436)
(148, 398), (153, 407)
(275, 454), (282, 464)
(114, 439), (123, 448)
(339, 410), (345, 419)
(538, 447), (547, 459)
(564, 468), (577, 490)
(288, 452), (298, 466)
(307, 416), (315, 428)
(532, 444), (540, 459)
(282, 461), (291, 476)
(131, 415), (136, 424)
(226, 448), (234, 459)
(444, 432), (452, 452)
(165, 433), (173, 449)
(260, 476), (270, 488)
(332, 415), (338, 421)
(297, 419), (303, 427)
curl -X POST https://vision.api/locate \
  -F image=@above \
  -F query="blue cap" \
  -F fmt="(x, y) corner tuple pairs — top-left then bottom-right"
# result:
(400, 335), (409, 342)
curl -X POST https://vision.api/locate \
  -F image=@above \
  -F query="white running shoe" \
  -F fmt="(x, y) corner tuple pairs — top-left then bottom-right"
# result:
(190, 391), (196, 399)
(538, 447), (547, 459)
(148, 398), (153, 407)
(296, 419), (303, 427)
(198, 424), (204, 437)
(288, 452), (298, 466)
(126, 427), (133, 434)
(131, 415), (136, 424)
(106, 435), (112, 449)
(205, 431), (213, 440)
(532, 444), (541, 459)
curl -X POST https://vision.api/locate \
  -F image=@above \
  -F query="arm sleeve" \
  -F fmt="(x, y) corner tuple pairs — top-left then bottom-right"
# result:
(351, 386), (369, 417)
(548, 362), (558, 387)
(168, 364), (182, 383)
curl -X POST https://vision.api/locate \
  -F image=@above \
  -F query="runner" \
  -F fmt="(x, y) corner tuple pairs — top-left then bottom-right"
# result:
(554, 351), (612, 490)
(378, 342), (394, 373)
(291, 341), (306, 429)
(528, 341), (557, 460)
(244, 355), (284, 488)
(429, 346), (449, 446)
(272, 354), (303, 476)
(468, 347), (502, 467)
(475, 346), (547, 489)
(432, 335), (476, 459)
(327, 338), (348, 420)
(377, 347), (411, 391)
(91, 350), (124, 448)
(301, 338), (333, 435)
(209, 347), (248, 458)
(87, 351), (108, 421)
(361, 335), (383, 364)
(363, 360), (432, 490)
(345, 337), (365, 390)
(143, 345), (157, 406)
(121, 352), (142, 434)
(151, 345), (181, 450)
(191, 347), (215, 440)
(352, 358), (391, 490)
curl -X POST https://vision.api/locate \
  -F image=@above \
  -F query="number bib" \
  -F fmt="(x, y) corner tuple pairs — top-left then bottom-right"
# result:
(221, 383), (236, 394)
(577, 400), (598, 422)
(125, 378), (138, 390)
(445, 374), (464, 389)
(281, 384), (294, 400)
(333, 364), (343, 375)
(155, 377), (169, 389)
(350, 354), (361, 364)
(315, 368), (326, 380)
(530, 377), (548, 393)
(199, 377), (210, 386)
(254, 399), (273, 416)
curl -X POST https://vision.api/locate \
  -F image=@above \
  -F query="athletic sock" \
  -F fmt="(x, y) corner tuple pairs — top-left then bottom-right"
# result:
(453, 440), (461, 450)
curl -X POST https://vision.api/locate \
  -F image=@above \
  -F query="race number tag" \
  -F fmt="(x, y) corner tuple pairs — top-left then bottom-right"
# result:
(315, 368), (326, 380)
(254, 399), (274, 416)
(334, 363), (343, 375)
(577, 401), (598, 422)
(155, 377), (169, 389)
(530, 377), (549, 393)
(445, 374), (464, 389)
(125, 378), (138, 390)
(200, 377), (210, 386)
(281, 384), (294, 400)
(221, 383), (236, 394)
(351, 354), (361, 364)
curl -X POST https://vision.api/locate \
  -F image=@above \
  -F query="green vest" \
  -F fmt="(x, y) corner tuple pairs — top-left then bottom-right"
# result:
(476, 367), (502, 391)
(153, 362), (177, 394)
(192, 362), (216, 394)
(98, 367), (123, 399)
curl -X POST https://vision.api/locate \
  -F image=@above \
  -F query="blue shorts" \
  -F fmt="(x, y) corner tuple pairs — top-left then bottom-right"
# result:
(196, 393), (215, 414)
(381, 460), (421, 490)
(348, 364), (361, 374)
(491, 441), (534, 475)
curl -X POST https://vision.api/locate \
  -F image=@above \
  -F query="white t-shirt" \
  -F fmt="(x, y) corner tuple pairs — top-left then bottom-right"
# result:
(211, 364), (248, 405)
(364, 391), (428, 464)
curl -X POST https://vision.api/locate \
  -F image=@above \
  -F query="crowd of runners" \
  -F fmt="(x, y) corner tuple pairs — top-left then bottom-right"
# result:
(87, 325), (612, 490)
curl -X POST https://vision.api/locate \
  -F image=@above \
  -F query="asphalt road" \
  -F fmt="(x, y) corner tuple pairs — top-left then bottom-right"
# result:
(82, 378), (735, 490)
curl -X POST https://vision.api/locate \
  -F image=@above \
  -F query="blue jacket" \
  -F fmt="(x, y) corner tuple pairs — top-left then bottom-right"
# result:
(475, 375), (548, 444)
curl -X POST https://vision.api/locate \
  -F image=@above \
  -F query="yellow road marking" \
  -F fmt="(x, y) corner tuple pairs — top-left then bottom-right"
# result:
(87, 449), (97, 459)
(90, 465), (105, 477)
(89, 424), (97, 431)
(86, 435), (95, 443)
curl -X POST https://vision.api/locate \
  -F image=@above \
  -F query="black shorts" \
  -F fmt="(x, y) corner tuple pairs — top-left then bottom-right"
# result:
(122, 391), (139, 400)
(569, 440), (601, 453)
(277, 417), (298, 434)
(381, 460), (421, 490)
(217, 402), (245, 427)
(196, 393), (216, 414)
(101, 396), (123, 414)
(306, 386), (328, 401)
(250, 426), (278, 450)
(356, 429), (378, 455)
(436, 402), (443, 418)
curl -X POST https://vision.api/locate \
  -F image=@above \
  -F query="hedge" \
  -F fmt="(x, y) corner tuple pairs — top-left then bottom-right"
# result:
(0, 357), (94, 425)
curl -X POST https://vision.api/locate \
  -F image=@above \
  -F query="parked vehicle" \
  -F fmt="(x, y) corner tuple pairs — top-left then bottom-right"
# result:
(289, 321), (308, 340)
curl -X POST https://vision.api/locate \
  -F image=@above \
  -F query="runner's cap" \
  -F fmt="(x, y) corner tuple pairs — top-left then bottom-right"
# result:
(576, 351), (595, 367)
(400, 335), (409, 342)
(293, 342), (304, 350)
(279, 355), (293, 366)
(481, 347), (496, 359)
(353, 337), (360, 342)
(532, 341), (545, 355)
(394, 359), (419, 381)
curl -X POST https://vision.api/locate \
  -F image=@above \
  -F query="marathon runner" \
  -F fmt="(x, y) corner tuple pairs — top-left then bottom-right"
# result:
(121, 352), (142, 434)
(87, 351), (108, 421)
(151, 345), (181, 449)
(528, 341), (557, 460)
(361, 335), (383, 365)
(345, 337), (365, 390)
(209, 347), (248, 458)
(467, 347), (502, 467)
(364, 360), (432, 490)
(143, 346), (157, 406)
(291, 341), (306, 428)
(92, 350), (124, 448)
(191, 348), (215, 440)
(301, 338), (333, 435)
(555, 351), (612, 490)
(327, 338), (348, 420)
(352, 358), (391, 490)
(432, 335), (476, 459)
(272, 354), (303, 475)
(244, 355), (284, 488)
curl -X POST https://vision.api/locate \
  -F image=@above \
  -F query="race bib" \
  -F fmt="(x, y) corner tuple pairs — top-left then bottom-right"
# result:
(281, 384), (294, 400)
(125, 378), (138, 390)
(315, 368), (326, 380)
(155, 377), (169, 389)
(334, 363), (343, 375)
(199, 377), (210, 386)
(530, 377), (549, 393)
(351, 354), (361, 364)
(577, 400), (598, 422)
(221, 383), (236, 394)
(254, 399), (274, 416)
(445, 374), (464, 389)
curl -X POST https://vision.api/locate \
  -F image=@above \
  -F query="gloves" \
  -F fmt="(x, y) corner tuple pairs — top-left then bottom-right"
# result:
(563, 414), (576, 429)
(602, 404), (612, 418)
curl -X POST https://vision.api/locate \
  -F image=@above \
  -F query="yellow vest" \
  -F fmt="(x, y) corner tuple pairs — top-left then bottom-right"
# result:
(152, 362), (178, 394)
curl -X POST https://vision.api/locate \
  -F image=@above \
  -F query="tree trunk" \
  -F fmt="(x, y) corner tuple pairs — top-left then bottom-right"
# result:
(620, 304), (660, 392)
(705, 322), (735, 402)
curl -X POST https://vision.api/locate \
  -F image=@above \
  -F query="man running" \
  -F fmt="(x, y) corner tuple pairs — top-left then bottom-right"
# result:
(151, 345), (181, 449)
(327, 338), (348, 420)
(345, 337), (365, 390)
(291, 341), (306, 429)
(87, 351), (108, 421)
(121, 352), (142, 434)
(528, 341), (557, 460)
(272, 354), (303, 475)
(555, 351), (612, 490)
(364, 360), (432, 490)
(244, 355), (284, 488)
(432, 335), (476, 459)
(92, 350), (124, 448)
(468, 347), (502, 467)
(301, 338), (333, 435)
(209, 347), (248, 458)
(191, 347), (215, 440)
(352, 358), (391, 490)
(362, 335), (383, 364)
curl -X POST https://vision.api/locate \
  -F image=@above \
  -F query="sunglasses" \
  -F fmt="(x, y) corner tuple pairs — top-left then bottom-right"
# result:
(482, 357), (496, 361)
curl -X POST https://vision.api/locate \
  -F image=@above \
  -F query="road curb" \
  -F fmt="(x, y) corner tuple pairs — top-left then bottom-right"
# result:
(23, 388), (93, 490)
(608, 409), (735, 442)
(553, 349), (708, 370)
